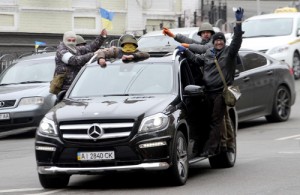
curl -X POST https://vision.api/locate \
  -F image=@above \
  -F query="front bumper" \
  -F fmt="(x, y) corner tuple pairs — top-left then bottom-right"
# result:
(0, 105), (48, 133)
(35, 128), (174, 175)
(38, 162), (169, 174)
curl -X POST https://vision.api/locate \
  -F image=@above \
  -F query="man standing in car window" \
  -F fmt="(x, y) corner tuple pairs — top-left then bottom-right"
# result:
(164, 17), (240, 155)
(177, 7), (244, 157)
(51, 29), (107, 94)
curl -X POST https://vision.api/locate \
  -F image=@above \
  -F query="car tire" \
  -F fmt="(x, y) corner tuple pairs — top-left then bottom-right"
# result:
(292, 52), (300, 80)
(265, 85), (291, 122)
(168, 131), (188, 186)
(38, 173), (70, 188)
(209, 117), (236, 169)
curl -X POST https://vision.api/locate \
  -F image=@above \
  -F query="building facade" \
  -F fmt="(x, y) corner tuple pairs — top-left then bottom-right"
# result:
(0, 0), (294, 58)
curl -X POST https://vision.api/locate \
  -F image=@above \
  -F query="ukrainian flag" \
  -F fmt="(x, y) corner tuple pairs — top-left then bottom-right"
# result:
(99, 8), (114, 30)
(35, 41), (46, 49)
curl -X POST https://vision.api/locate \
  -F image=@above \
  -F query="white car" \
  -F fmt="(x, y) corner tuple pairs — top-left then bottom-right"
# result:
(227, 12), (300, 79)
(137, 27), (220, 55)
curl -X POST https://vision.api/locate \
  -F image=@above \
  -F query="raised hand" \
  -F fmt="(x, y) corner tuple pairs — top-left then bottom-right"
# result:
(162, 27), (175, 38)
(235, 7), (244, 21)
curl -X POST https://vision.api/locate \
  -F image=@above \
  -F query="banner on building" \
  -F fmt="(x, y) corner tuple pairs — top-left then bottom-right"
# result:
(99, 8), (115, 30)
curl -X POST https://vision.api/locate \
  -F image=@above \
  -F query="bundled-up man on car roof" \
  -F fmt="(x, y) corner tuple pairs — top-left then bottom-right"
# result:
(96, 34), (150, 67)
(50, 29), (107, 94)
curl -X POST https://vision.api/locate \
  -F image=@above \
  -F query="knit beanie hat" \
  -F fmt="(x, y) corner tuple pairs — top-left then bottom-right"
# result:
(212, 32), (226, 44)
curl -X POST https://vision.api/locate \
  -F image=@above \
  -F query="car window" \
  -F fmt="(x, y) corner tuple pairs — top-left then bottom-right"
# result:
(0, 59), (55, 84)
(138, 35), (181, 49)
(239, 52), (267, 71)
(297, 17), (300, 30)
(180, 60), (195, 87)
(243, 18), (293, 37)
(138, 33), (191, 49)
(236, 54), (245, 73)
(70, 63), (174, 97)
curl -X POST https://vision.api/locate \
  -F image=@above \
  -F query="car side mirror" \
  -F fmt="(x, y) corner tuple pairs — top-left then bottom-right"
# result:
(235, 69), (240, 77)
(183, 85), (204, 96)
(297, 29), (300, 37)
(56, 90), (66, 103)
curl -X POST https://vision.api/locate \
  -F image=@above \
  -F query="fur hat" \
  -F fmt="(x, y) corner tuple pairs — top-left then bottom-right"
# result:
(212, 32), (226, 44)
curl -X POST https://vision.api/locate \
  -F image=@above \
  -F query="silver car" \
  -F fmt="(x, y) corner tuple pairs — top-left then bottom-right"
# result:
(0, 52), (56, 138)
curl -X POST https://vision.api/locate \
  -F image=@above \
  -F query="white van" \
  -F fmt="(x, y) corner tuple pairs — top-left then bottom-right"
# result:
(228, 12), (300, 79)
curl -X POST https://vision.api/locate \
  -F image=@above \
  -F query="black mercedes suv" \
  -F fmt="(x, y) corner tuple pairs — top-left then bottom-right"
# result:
(35, 50), (237, 188)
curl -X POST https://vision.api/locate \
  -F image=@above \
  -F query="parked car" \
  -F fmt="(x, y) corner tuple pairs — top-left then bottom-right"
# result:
(227, 12), (300, 79)
(35, 50), (238, 188)
(0, 52), (56, 138)
(236, 49), (296, 123)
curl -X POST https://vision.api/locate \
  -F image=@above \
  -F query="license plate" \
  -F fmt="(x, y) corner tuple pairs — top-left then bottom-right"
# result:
(0, 113), (10, 120)
(77, 151), (115, 161)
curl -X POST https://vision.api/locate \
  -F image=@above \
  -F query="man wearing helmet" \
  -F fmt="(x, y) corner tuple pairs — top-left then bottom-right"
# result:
(50, 29), (107, 95)
(163, 22), (215, 54)
(76, 35), (87, 46)
(96, 34), (150, 67)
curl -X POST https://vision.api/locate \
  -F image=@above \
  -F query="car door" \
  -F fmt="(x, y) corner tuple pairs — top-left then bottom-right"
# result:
(235, 51), (275, 121)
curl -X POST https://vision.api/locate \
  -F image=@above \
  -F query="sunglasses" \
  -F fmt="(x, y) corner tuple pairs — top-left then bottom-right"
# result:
(67, 38), (76, 42)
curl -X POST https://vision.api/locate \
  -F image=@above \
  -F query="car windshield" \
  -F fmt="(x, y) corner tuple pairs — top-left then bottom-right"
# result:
(138, 34), (188, 49)
(69, 62), (174, 97)
(242, 18), (293, 37)
(0, 59), (55, 84)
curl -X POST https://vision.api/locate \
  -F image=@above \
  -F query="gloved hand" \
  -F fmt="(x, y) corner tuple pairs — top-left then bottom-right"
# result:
(122, 55), (134, 61)
(176, 45), (186, 52)
(100, 28), (107, 37)
(94, 49), (105, 58)
(181, 43), (190, 48)
(98, 58), (107, 68)
(162, 27), (175, 38)
(210, 48), (216, 57)
(235, 7), (244, 21)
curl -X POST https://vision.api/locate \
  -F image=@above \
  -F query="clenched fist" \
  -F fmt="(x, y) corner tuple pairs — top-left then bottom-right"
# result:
(162, 27), (175, 38)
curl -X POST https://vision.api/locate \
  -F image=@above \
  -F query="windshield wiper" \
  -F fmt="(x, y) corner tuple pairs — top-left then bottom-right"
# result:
(243, 35), (276, 38)
(19, 81), (47, 84)
(103, 94), (130, 97)
(0, 83), (18, 86)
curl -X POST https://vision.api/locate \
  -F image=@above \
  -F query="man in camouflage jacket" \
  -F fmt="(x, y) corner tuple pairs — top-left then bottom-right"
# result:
(96, 34), (150, 67)
(52, 29), (107, 93)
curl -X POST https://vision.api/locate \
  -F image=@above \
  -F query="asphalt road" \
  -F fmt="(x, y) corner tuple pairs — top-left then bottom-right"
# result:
(0, 80), (299, 195)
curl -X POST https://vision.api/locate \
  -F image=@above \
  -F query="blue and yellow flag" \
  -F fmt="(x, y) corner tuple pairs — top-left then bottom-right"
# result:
(35, 41), (46, 49)
(99, 8), (115, 30)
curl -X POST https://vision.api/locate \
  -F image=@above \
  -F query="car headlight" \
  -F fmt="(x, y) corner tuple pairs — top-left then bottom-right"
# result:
(19, 97), (44, 106)
(138, 113), (169, 133)
(267, 45), (289, 55)
(38, 117), (58, 136)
